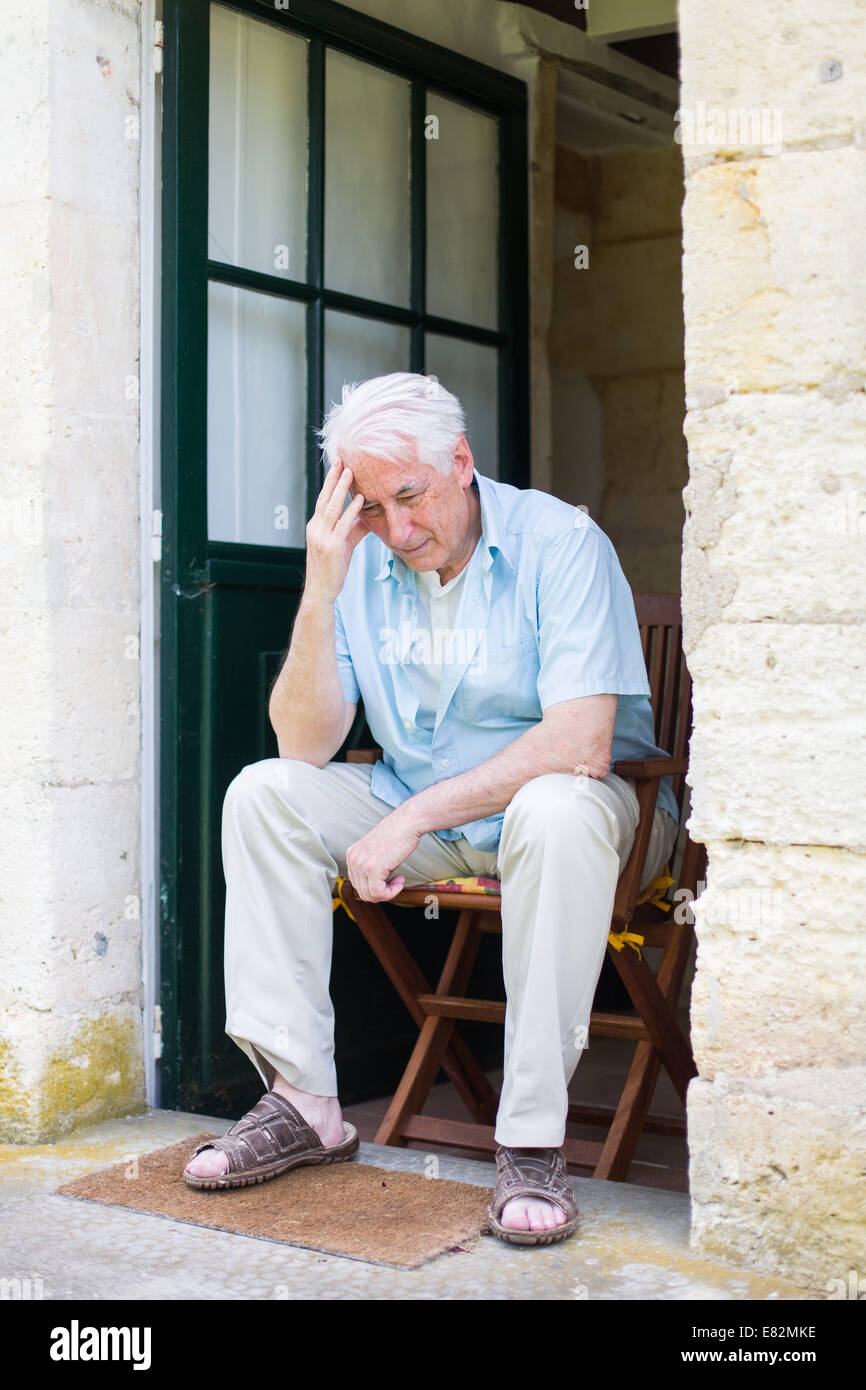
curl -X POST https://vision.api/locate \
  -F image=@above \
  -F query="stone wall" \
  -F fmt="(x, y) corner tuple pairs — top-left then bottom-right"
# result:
(0, 0), (144, 1140)
(679, 0), (866, 1290)
(551, 141), (687, 592)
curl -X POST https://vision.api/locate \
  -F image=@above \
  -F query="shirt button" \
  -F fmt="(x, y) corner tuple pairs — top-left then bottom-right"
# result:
(440, 758), (450, 768)
(404, 719), (412, 731)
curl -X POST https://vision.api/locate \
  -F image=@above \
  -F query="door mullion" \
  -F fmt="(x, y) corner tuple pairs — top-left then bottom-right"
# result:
(306, 34), (325, 519)
(410, 78), (426, 374)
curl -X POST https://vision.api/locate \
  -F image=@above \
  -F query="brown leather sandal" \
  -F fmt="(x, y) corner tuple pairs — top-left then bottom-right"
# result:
(182, 1089), (360, 1190)
(486, 1146), (579, 1246)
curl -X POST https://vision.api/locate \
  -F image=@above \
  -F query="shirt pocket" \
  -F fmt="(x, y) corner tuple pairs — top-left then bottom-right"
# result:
(457, 633), (541, 724)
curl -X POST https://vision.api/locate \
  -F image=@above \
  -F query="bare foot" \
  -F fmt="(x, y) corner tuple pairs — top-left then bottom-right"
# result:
(184, 1078), (345, 1179)
(499, 1196), (567, 1231)
(496, 1147), (570, 1232)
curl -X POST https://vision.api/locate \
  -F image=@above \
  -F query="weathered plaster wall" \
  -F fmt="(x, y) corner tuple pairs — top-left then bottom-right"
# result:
(678, 0), (866, 1289)
(0, 0), (144, 1140)
(551, 141), (687, 592)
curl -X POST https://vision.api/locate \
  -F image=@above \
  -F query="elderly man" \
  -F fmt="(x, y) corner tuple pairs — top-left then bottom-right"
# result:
(184, 372), (679, 1245)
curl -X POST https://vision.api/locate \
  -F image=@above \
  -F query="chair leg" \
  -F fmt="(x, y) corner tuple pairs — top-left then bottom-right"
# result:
(593, 1041), (663, 1180)
(344, 886), (498, 1130)
(374, 911), (486, 1146)
(446, 1039), (499, 1127)
(593, 852), (702, 1179)
(608, 947), (695, 1103)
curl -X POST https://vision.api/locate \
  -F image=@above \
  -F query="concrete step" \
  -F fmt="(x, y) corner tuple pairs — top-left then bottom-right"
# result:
(0, 1108), (812, 1301)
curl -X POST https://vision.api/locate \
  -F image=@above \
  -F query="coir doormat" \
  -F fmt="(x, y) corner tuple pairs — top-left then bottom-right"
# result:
(54, 1134), (494, 1270)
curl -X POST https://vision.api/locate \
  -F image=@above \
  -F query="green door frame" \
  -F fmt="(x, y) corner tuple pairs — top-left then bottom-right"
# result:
(159, 0), (529, 1109)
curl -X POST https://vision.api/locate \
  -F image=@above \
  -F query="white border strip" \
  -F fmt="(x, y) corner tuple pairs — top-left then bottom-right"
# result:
(139, 0), (162, 1108)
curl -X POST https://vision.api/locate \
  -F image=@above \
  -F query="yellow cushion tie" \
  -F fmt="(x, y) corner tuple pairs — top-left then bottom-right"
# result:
(606, 929), (645, 960)
(637, 867), (675, 913)
(332, 876), (357, 923)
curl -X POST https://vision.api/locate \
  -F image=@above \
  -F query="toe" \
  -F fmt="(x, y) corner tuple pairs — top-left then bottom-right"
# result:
(545, 1202), (567, 1229)
(185, 1146), (229, 1178)
(499, 1197), (531, 1231)
(527, 1199), (566, 1231)
(498, 1196), (569, 1232)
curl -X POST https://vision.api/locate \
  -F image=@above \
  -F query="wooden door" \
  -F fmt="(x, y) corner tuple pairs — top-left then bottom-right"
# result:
(159, 0), (528, 1115)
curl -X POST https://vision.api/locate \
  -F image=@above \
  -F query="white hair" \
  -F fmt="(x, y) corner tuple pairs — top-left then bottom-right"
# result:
(317, 371), (466, 476)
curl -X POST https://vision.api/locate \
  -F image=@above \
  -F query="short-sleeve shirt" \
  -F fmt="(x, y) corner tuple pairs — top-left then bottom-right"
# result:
(333, 470), (679, 852)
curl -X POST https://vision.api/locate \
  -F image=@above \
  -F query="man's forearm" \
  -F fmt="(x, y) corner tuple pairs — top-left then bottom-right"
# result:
(268, 590), (348, 763)
(394, 699), (615, 837)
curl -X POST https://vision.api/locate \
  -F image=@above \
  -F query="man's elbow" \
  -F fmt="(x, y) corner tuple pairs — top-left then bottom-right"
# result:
(269, 707), (350, 768)
(556, 735), (611, 779)
(270, 718), (336, 767)
(574, 747), (612, 779)
(540, 703), (616, 778)
(273, 739), (330, 768)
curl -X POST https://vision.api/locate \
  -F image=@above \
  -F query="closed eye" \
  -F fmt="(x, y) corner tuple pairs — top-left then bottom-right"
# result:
(362, 490), (423, 514)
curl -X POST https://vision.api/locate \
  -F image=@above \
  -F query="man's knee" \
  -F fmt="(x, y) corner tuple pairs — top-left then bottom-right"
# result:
(499, 774), (636, 876)
(504, 773), (619, 834)
(506, 773), (569, 814)
(223, 756), (320, 817)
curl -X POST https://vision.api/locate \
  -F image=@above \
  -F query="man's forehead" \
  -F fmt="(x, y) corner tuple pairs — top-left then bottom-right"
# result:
(348, 456), (435, 501)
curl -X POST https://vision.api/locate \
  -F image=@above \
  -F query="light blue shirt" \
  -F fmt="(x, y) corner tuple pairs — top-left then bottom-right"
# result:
(334, 471), (680, 852)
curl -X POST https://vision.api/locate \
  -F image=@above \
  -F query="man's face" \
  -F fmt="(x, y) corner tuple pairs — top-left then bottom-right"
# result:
(346, 436), (477, 574)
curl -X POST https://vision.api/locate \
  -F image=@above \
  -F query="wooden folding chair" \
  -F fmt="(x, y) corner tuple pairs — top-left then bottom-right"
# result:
(337, 592), (706, 1182)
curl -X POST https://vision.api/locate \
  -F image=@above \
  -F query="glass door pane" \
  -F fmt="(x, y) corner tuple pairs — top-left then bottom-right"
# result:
(324, 312), (411, 424)
(426, 94), (499, 330)
(426, 334), (498, 479)
(208, 282), (307, 547)
(209, 4), (308, 280)
(324, 50), (411, 307)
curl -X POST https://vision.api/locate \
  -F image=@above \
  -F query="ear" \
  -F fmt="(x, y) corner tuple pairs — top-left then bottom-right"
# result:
(453, 434), (475, 485)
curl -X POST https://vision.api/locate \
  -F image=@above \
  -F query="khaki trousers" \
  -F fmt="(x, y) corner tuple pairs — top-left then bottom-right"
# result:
(222, 758), (678, 1148)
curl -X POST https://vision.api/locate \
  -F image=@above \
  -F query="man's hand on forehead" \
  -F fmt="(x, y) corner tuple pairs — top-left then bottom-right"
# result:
(303, 459), (366, 602)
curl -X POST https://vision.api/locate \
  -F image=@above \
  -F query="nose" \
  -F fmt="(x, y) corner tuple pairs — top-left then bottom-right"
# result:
(383, 506), (417, 551)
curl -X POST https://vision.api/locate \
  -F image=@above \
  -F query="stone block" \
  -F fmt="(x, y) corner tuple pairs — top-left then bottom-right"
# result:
(682, 392), (866, 626)
(51, 203), (140, 419)
(594, 144), (685, 243)
(688, 1067), (866, 1291)
(554, 145), (593, 217)
(682, 149), (866, 395)
(552, 235), (685, 375)
(679, 0), (866, 151)
(602, 488), (686, 594)
(51, 0), (141, 224)
(596, 371), (687, 493)
(689, 841), (866, 1076)
(0, 1004), (145, 1144)
(0, 780), (141, 1014)
(685, 621), (866, 849)
(0, 5), (51, 197)
(0, 202), (52, 431)
(0, 605), (139, 784)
